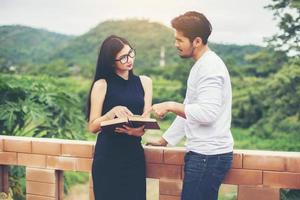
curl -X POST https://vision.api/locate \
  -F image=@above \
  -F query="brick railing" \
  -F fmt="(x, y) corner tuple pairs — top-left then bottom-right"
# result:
(0, 136), (299, 200)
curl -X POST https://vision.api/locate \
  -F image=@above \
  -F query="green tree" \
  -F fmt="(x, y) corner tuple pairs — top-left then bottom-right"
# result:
(265, 0), (300, 55)
(244, 48), (288, 77)
(0, 74), (88, 200)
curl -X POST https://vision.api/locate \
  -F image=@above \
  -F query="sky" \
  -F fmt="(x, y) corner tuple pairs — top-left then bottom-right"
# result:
(0, 0), (278, 46)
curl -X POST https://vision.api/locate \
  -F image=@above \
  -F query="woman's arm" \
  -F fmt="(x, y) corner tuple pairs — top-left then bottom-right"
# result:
(88, 79), (108, 134)
(140, 75), (153, 117)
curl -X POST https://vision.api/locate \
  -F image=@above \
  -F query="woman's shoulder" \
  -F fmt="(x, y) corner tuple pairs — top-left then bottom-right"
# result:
(139, 75), (152, 91)
(139, 75), (152, 84)
(93, 79), (107, 90)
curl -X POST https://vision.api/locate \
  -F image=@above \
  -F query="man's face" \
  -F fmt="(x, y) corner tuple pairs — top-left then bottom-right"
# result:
(174, 31), (194, 58)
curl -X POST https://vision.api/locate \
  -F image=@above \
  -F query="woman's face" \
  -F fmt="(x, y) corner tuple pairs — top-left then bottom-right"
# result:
(114, 44), (135, 72)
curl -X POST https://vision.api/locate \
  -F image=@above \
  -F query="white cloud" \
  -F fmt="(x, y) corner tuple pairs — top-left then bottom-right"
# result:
(0, 0), (278, 45)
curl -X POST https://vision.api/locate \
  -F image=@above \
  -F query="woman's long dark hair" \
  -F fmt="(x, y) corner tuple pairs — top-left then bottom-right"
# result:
(86, 35), (133, 121)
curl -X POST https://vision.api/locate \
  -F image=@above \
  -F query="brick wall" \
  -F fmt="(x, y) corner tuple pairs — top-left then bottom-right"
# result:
(0, 136), (299, 200)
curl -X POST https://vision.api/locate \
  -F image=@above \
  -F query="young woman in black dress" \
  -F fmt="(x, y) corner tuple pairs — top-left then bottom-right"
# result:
(86, 35), (152, 200)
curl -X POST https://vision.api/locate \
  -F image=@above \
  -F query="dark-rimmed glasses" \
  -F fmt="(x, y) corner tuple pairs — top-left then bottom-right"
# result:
(115, 49), (135, 64)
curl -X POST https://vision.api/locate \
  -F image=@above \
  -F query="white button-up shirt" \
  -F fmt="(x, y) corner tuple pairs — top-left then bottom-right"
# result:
(163, 50), (234, 155)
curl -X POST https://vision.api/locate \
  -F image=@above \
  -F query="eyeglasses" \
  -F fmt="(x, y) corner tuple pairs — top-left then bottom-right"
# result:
(115, 49), (135, 64)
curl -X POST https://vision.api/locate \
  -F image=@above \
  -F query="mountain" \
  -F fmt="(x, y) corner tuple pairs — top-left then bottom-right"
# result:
(50, 19), (181, 68)
(0, 25), (73, 66)
(51, 19), (262, 68)
(0, 20), (262, 70)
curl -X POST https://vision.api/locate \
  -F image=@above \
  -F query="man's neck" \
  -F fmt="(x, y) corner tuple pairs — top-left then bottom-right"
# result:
(193, 45), (210, 61)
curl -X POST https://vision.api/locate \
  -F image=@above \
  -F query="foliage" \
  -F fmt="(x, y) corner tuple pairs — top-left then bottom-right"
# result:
(281, 189), (300, 200)
(0, 74), (91, 199)
(8, 167), (25, 200)
(265, 0), (300, 55)
(0, 74), (87, 139)
(250, 58), (300, 138)
(231, 76), (266, 128)
(243, 48), (288, 77)
(64, 172), (89, 195)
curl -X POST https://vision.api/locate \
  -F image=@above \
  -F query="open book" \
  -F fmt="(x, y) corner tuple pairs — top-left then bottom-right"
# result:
(100, 115), (160, 131)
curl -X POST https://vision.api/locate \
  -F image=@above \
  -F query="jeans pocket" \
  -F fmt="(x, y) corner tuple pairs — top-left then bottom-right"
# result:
(184, 155), (206, 183)
(212, 154), (232, 182)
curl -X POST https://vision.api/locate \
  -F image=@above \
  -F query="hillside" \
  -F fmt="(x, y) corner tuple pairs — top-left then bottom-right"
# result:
(0, 25), (73, 67)
(0, 20), (261, 71)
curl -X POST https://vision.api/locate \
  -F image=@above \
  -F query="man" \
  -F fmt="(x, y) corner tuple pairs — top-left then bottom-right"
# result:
(147, 11), (234, 200)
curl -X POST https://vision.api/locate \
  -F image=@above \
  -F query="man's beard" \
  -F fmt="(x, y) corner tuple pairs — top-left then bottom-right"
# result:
(178, 46), (194, 59)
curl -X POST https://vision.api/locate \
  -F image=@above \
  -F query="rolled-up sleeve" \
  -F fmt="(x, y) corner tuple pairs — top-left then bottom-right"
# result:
(162, 116), (186, 146)
(185, 75), (224, 125)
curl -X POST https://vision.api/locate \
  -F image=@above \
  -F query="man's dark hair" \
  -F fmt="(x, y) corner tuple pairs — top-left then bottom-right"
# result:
(171, 11), (212, 44)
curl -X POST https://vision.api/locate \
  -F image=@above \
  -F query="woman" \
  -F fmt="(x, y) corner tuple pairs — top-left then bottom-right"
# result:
(86, 35), (152, 200)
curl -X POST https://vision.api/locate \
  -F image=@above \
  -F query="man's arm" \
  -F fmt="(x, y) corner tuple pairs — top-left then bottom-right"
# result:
(146, 115), (186, 146)
(151, 101), (186, 119)
(184, 75), (224, 125)
(151, 75), (224, 125)
(147, 100), (187, 146)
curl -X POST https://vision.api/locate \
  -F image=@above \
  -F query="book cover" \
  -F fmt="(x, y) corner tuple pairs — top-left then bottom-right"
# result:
(100, 115), (160, 130)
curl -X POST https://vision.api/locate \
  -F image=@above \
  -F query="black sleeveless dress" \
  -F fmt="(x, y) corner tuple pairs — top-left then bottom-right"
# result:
(92, 72), (146, 200)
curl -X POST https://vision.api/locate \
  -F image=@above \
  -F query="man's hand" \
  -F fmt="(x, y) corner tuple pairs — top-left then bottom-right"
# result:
(115, 125), (145, 137)
(151, 102), (173, 119)
(146, 137), (168, 146)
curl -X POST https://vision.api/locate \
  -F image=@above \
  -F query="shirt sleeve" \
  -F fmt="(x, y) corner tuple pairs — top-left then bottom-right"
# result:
(185, 74), (224, 125)
(162, 115), (186, 146)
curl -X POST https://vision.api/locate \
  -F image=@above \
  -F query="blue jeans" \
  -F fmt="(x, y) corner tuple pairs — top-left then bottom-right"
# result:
(181, 151), (233, 200)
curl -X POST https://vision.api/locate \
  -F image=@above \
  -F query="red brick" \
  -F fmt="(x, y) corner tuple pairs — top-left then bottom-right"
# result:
(146, 163), (182, 179)
(4, 137), (31, 153)
(61, 142), (93, 158)
(0, 138), (3, 152)
(26, 168), (56, 183)
(238, 185), (280, 200)
(286, 156), (300, 173)
(18, 153), (46, 168)
(223, 169), (262, 185)
(26, 181), (56, 197)
(232, 152), (243, 168)
(144, 146), (164, 164)
(32, 140), (61, 156)
(159, 195), (181, 200)
(47, 156), (76, 171)
(76, 158), (93, 172)
(159, 179), (182, 196)
(243, 154), (285, 171)
(263, 171), (300, 189)
(163, 149), (185, 165)
(26, 194), (55, 200)
(0, 152), (17, 165)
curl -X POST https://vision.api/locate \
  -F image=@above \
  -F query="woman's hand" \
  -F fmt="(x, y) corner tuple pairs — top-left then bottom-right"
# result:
(106, 106), (133, 120)
(115, 125), (146, 137)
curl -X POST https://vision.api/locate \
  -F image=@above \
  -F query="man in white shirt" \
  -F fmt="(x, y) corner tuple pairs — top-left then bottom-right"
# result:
(147, 11), (234, 200)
